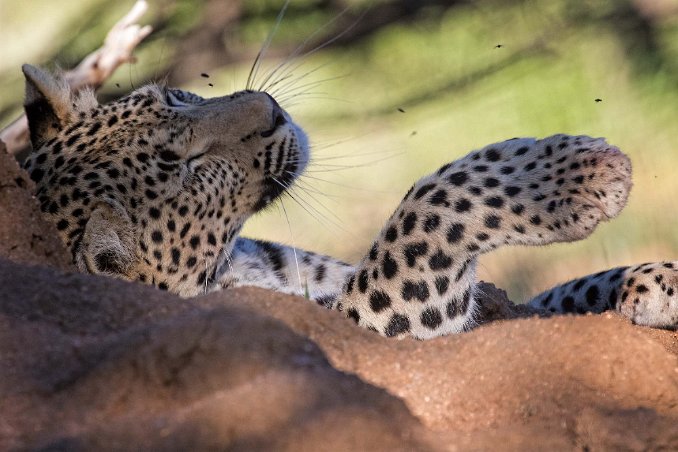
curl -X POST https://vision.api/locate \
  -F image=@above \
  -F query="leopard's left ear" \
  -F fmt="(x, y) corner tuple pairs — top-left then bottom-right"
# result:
(22, 64), (73, 148)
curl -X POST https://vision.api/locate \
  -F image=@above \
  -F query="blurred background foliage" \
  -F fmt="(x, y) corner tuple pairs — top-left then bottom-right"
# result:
(1, 0), (677, 302)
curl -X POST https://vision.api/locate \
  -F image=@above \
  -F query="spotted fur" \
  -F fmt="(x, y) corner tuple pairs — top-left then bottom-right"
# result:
(529, 262), (678, 329)
(20, 64), (677, 339)
(22, 65), (308, 297)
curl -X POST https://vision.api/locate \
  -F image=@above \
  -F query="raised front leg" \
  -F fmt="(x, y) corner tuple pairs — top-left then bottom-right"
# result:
(529, 262), (678, 329)
(337, 134), (632, 338)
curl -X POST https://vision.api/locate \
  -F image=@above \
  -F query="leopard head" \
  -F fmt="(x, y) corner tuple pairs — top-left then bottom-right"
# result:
(22, 64), (309, 295)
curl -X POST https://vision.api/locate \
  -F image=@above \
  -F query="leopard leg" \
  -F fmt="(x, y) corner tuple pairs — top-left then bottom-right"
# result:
(335, 134), (632, 338)
(529, 261), (678, 329)
(216, 237), (352, 307)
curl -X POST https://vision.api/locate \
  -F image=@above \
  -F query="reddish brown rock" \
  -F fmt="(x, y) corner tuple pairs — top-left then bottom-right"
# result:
(0, 259), (436, 451)
(201, 287), (678, 448)
(0, 140), (72, 270)
(2, 258), (676, 450)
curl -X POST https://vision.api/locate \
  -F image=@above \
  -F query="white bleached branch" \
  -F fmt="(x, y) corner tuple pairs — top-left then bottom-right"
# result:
(0, 0), (153, 155)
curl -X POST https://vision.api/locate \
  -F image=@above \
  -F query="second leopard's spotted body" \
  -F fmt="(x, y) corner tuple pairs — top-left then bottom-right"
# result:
(20, 65), (678, 338)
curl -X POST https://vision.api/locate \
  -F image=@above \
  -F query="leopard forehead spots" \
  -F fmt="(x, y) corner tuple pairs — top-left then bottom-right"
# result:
(22, 65), (308, 296)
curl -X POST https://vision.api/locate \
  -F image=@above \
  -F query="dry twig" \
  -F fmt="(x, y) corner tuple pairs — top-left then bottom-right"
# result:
(0, 0), (153, 155)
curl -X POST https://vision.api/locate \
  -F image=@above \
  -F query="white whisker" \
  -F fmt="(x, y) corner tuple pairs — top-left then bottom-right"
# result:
(273, 73), (348, 100)
(303, 151), (406, 174)
(271, 176), (347, 232)
(258, 5), (354, 92)
(291, 178), (342, 200)
(279, 200), (303, 292)
(281, 95), (352, 109)
(246, 0), (290, 90)
(290, 188), (345, 228)
(266, 61), (334, 96)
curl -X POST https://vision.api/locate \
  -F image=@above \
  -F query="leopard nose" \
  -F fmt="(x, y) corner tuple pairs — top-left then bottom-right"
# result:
(260, 95), (287, 138)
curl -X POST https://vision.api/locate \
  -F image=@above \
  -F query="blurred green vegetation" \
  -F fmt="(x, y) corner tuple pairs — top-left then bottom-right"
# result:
(1, 0), (677, 302)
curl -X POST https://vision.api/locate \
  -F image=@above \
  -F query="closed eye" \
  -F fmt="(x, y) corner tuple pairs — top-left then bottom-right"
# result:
(165, 90), (190, 107)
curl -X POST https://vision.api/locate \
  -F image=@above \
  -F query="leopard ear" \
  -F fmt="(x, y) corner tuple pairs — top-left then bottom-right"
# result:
(22, 64), (73, 148)
(77, 199), (136, 277)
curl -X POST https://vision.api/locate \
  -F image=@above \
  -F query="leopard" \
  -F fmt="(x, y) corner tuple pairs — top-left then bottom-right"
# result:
(19, 64), (678, 339)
